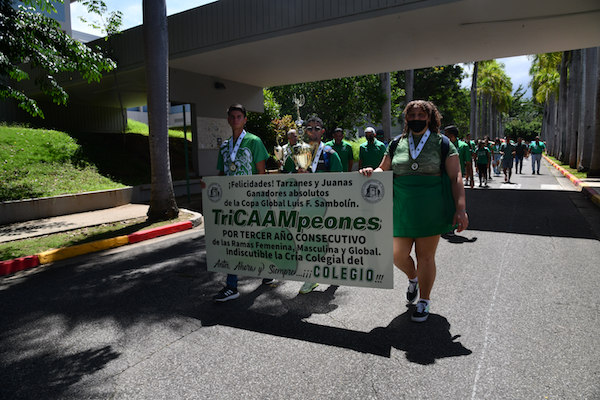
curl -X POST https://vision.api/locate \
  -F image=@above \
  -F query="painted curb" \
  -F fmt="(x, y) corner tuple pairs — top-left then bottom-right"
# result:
(38, 235), (130, 264)
(0, 211), (203, 277)
(0, 255), (40, 276)
(543, 155), (600, 208)
(129, 221), (193, 244)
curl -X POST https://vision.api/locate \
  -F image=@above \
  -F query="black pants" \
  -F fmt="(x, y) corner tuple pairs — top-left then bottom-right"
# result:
(477, 163), (488, 183)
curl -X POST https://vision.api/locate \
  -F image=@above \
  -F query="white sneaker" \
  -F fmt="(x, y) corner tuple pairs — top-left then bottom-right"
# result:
(406, 280), (419, 303)
(299, 282), (319, 294)
(411, 300), (430, 322)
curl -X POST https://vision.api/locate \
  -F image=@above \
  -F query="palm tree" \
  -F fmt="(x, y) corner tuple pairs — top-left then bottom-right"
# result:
(470, 62), (479, 139)
(557, 51), (570, 163)
(529, 52), (561, 154)
(588, 48), (600, 177)
(143, 0), (179, 221)
(567, 50), (582, 169)
(477, 60), (512, 139)
(580, 47), (598, 173)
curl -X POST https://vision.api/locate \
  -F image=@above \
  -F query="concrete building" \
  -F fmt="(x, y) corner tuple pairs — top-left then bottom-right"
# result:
(2, 0), (599, 177)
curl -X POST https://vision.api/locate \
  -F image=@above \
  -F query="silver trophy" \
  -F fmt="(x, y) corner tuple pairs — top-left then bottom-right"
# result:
(292, 140), (317, 170)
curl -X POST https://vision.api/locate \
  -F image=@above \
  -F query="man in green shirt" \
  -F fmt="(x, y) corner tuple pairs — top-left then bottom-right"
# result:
(465, 133), (476, 187)
(359, 127), (386, 169)
(284, 116), (343, 294)
(201, 103), (273, 302)
(444, 125), (473, 189)
(326, 128), (354, 172)
(529, 136), (546, 174)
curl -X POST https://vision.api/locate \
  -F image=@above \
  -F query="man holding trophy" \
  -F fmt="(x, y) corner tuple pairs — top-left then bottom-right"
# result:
(283, 116), (344, 294)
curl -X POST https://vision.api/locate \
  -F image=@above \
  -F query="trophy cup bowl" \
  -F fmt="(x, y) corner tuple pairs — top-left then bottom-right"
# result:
(292, 141), (317, 170)
(274, 144), (283, 162)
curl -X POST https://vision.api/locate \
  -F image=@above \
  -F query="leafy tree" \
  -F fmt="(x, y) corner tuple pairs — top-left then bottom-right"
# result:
(246, 88), (282, 153)
(504, 86), (543, 141)
(78, 0), (122, 38)
(269, 75), (387, 137)
(394, 65), (470, 134)
(0, 0), (116, 118)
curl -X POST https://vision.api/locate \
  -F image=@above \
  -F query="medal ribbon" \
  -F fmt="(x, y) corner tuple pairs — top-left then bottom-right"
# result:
(310, 142), (325, 173)
(229, 130), (247, 163)
(409, 129), (431, 160)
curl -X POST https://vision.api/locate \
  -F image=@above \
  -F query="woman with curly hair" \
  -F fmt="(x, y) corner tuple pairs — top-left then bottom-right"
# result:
(360, 100), (468, 322)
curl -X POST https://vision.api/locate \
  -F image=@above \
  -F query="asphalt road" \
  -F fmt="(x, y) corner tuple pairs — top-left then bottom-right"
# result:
(1, 158), (599, 400)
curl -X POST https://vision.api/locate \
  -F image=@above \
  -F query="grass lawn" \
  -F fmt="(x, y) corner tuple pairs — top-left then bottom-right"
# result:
(545, 155), (587, 180)
(0, 122), (197, 262)
(0, 122), (193, 202)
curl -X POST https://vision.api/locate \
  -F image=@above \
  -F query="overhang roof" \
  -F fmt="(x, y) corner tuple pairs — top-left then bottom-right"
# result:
(41, 0), (600, 109)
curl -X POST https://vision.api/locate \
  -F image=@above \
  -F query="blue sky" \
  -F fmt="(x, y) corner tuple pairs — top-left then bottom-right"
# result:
(70, 0), (533, 98)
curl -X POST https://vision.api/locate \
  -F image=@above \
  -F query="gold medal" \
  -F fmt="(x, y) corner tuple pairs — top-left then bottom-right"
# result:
(411, 162), (418, 171)
(229, 163), (237, 172)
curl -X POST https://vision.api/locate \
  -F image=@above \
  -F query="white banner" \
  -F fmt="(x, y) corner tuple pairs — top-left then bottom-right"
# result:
(202, 171), (394, 289)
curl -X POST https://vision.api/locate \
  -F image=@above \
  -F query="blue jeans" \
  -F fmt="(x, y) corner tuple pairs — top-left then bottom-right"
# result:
(226, 274), (238, 288)
(514, 155), (524, 172)
(532, 153), (542, 173)
(493, 154), (501, 174)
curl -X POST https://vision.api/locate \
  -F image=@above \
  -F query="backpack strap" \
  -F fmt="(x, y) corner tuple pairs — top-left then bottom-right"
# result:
(388, 134), (402, 155)
(440, 134), (450, 174)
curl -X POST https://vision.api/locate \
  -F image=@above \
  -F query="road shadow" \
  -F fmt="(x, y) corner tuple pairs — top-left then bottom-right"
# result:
(0, 233), (471, 398)
(465, 188), (598, 239)
(197, 286), (472, 365)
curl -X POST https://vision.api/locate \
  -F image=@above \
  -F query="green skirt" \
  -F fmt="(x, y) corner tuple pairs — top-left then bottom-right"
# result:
(393, 174), (455, 238)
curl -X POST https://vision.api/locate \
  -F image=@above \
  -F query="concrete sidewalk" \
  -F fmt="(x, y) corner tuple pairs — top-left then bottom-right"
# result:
(0, 202), (204, 276)
(0, 204), (151, 244)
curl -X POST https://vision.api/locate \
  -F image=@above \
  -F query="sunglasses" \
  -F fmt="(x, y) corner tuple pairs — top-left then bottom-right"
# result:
(305, 126), (322, 132)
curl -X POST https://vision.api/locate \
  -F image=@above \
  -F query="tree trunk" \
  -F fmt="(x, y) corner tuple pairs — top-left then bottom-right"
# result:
(470, 62), (478, 139)
(568, 50), (582, 169)
(380, 72), (391, 142)
(579, 47), (598, 171)
(143, 0), (179, 221)
(589, 47), (600, 177)
(405, 69), (414, 104)
(556, 51), (570, 163)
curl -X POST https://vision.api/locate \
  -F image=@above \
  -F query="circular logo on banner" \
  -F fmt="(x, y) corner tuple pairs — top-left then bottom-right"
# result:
(361, 179), (384, 204)
(207, 183), (222, 202)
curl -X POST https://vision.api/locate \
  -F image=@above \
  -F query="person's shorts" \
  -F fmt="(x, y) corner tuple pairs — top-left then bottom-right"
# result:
(501, 158), (512, 169)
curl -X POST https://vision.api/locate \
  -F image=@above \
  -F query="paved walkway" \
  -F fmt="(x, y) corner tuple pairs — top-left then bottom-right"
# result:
(0, 204), (150, 244)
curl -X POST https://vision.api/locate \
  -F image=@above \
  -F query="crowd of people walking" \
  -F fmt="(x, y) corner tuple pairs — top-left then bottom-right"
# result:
(462, 134), (546, 187)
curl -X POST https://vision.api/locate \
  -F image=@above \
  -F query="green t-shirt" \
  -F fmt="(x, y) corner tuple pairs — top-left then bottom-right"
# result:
(385, 132), (458, 176)
(359, 139), (387, 168)
(529, 141), (546, 154)
(469, 140), (477, 154)
(325, 140), (354, 172)
(475, 147), (491, 164)
(217, 131), (269, 175)
(283, 144), (344, 173)
(500, 142), (515, 161)
(452, 139), (471, 175)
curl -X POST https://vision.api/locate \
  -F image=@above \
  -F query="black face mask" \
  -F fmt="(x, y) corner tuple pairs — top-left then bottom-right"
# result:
(407, 120), (427, 133)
